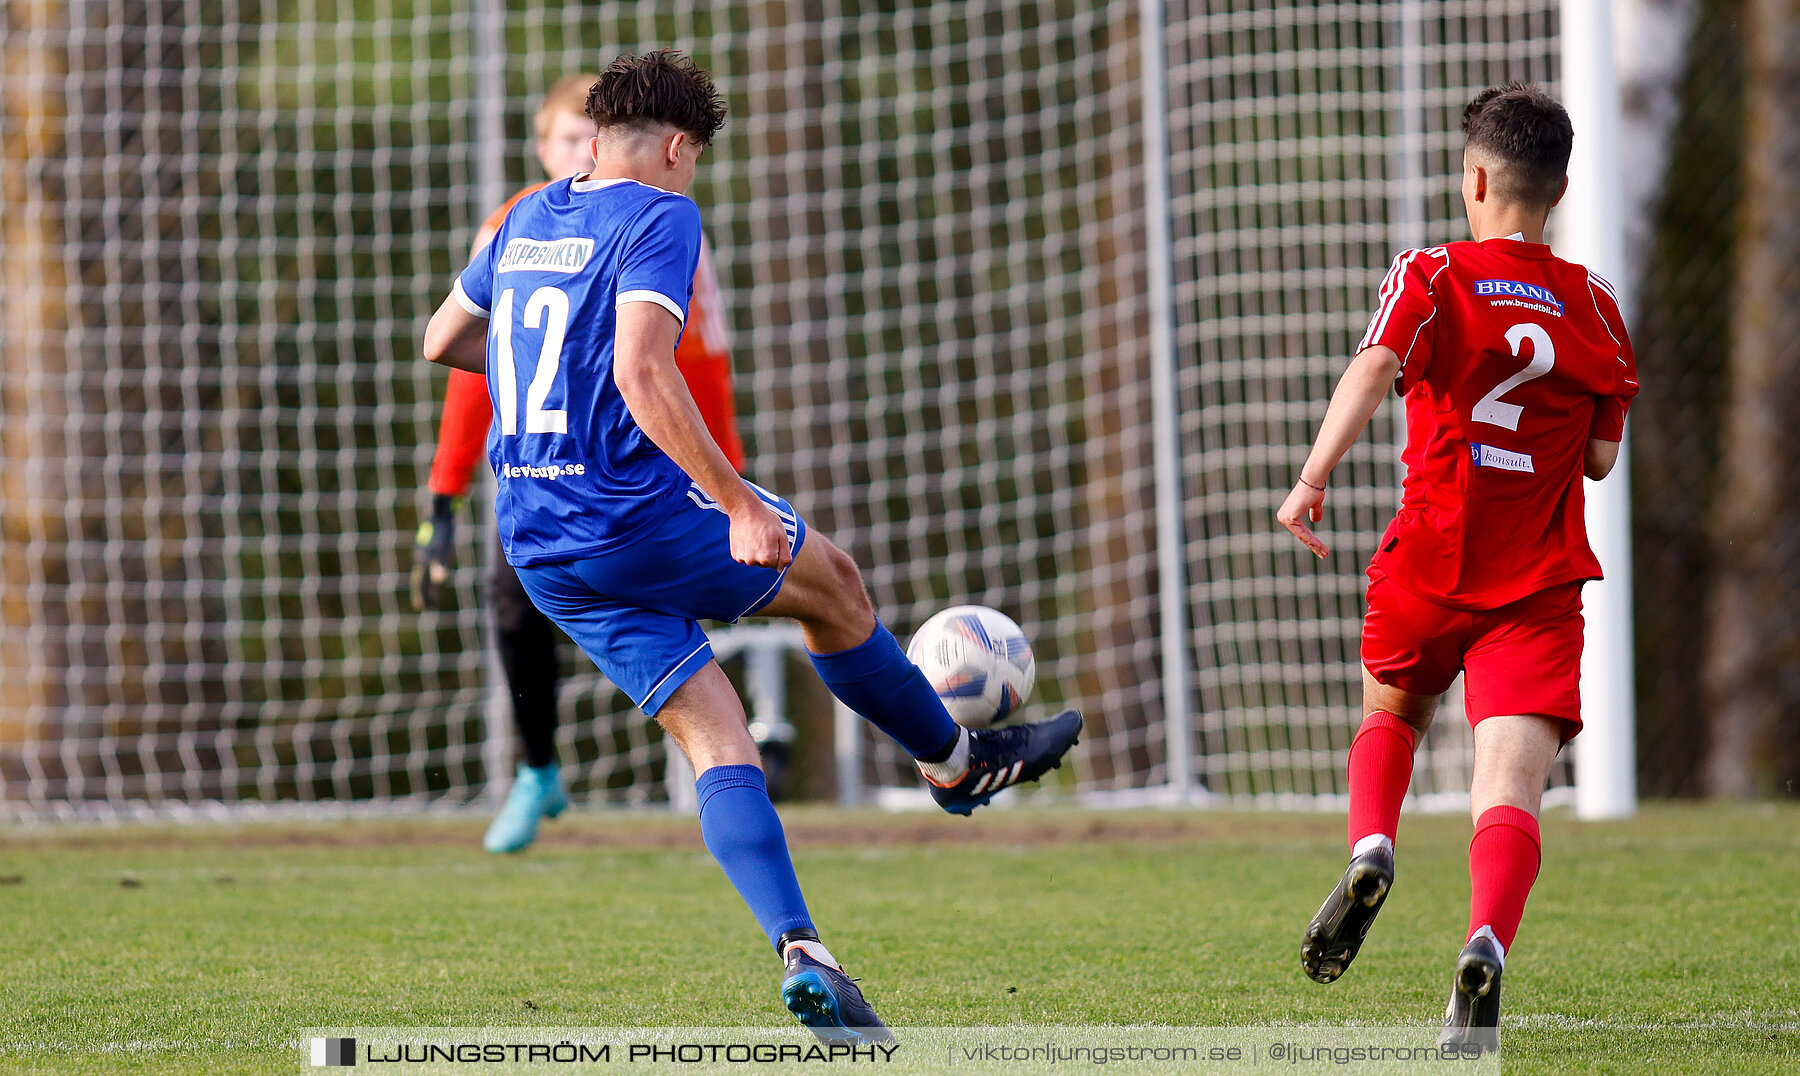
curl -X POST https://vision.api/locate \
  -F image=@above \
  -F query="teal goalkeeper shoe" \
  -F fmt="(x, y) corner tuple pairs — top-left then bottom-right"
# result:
(483, 763), (568, 854)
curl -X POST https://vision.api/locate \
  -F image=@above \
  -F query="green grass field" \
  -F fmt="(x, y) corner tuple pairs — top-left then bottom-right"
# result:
(1, 804), (1795, 1074)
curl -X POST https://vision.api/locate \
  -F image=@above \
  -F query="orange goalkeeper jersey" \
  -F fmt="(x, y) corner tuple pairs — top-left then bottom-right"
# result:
(427, 183), (745, 497)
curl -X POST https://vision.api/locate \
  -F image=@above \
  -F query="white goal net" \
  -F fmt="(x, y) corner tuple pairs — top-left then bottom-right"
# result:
(0, 0), (1571, 817)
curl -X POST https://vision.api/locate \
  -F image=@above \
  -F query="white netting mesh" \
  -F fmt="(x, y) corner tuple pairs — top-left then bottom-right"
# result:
(0, 0), (1572, 815)
(1169, 1), (1569, 805)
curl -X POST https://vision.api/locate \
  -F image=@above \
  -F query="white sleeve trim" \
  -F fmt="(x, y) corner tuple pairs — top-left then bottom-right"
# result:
(617, 289), (686, 324)
(1358, 249), (1421, 351)
(452, 278), (489, 318)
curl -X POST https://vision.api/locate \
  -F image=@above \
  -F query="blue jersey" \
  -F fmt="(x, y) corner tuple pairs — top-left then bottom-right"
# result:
(454, 176), (703, 566)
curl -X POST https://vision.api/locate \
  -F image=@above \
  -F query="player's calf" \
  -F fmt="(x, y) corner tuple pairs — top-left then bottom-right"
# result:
(761, 534), (879, 654)
(1300, 841), (1394, 983)
(760, 536), (967, 761)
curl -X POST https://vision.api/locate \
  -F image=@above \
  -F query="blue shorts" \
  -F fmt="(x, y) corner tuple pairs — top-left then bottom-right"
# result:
(514, 482), (808, 716)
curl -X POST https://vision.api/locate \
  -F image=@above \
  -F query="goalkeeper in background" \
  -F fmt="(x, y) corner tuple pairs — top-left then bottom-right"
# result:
(412, 74), (746, 854)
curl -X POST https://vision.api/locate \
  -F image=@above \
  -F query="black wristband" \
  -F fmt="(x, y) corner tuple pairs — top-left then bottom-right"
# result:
(1298, 475), (1326, 492)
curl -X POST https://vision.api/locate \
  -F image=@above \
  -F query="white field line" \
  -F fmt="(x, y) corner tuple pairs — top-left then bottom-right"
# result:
(2, 1037), (285, 1052)
(1511, 1012), (1799, 1032)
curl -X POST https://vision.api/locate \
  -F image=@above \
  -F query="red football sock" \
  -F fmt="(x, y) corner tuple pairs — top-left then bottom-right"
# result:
(1346, 710), (1417, 849)
(1467, 805), (1542, 952)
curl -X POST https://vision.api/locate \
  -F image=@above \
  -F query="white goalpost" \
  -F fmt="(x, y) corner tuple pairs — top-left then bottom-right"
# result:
(1561, 0), (1639, 820)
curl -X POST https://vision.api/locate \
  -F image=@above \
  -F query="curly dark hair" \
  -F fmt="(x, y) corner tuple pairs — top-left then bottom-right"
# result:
(586, 49), (727, 147)
(1461, 83), (1573, 207)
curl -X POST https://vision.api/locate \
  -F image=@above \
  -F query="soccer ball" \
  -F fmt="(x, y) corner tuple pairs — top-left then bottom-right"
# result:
(906, 605), (1036, 729)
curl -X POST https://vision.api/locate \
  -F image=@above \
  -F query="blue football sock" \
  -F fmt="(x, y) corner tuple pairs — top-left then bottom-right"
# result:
(809, 623), (960, 760)
(695, 765), (813, 950)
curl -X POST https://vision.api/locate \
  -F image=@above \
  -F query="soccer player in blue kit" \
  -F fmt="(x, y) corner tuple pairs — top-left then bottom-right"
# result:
(422, 51), (1082, 1040)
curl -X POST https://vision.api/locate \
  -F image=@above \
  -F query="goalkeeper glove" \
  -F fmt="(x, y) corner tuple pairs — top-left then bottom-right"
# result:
(411, 494), (463, 611)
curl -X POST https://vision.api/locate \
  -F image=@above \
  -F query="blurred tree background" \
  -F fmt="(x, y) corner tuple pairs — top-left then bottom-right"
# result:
(1632, 0), (1799, 797)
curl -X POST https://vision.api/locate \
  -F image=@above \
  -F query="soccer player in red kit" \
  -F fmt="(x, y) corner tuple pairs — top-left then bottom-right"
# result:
(1276, 85), (1638, 1048)
(411, 75), (745, 854)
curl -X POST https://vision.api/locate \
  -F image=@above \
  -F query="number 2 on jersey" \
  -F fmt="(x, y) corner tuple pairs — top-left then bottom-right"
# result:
(492, 286), (570, 436)
(1472, 322), (1555, 431)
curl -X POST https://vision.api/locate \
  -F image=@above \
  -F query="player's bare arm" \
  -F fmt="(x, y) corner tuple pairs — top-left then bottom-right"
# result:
(1277, 344), (1402, 559)
(1584, 437), (1621, 480)
(612, 301), (790, 569)
(423, 295), (488, 374)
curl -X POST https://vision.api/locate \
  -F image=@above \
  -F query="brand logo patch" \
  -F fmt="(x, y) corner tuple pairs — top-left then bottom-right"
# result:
(496, 237), (594, 274)
(1473, 278), (1563, 315)
(1470, 443), (1535, 473)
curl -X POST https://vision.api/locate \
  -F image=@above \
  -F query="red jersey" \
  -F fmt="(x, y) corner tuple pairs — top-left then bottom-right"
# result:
(1358, 237), (1638, 609)
(427, 184), (745, 497)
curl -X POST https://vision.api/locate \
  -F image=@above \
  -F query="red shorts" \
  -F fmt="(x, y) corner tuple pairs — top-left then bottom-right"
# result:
(1361, 569), (1585, 739)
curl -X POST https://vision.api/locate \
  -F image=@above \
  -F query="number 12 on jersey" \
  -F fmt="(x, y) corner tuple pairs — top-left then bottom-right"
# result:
(492, 286), (569, 436)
